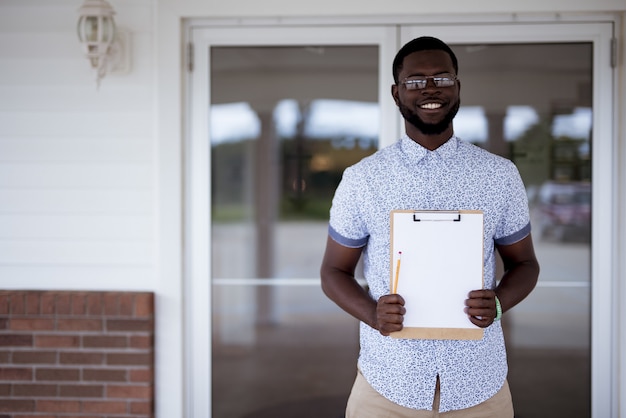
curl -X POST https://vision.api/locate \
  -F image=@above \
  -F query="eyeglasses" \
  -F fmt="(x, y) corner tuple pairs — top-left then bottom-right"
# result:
(401, 73), (457, 90)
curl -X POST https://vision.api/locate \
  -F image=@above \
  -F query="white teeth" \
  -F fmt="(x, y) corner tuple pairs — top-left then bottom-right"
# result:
(420, 103), (442, 109)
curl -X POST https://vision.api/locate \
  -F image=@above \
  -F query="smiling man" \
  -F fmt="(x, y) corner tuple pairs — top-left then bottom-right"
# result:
(320, 36), (540, 417)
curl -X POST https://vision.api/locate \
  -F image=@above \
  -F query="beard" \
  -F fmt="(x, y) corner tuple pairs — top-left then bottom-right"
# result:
(398, 98), (460, 135)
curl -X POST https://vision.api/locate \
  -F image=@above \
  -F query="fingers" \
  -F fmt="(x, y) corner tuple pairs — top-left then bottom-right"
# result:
(465, 289), (497, 328)
(376, 294), (405, 336)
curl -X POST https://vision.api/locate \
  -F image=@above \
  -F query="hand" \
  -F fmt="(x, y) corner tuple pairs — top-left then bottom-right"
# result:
(376, 294), (406, 336)
(465, 289), (497, 328)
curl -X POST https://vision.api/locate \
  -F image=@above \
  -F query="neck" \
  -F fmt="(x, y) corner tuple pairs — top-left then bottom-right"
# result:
(405, 124), (454, 151)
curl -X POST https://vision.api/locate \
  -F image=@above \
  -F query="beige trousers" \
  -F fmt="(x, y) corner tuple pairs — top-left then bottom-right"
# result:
(346, 371), (514, 418)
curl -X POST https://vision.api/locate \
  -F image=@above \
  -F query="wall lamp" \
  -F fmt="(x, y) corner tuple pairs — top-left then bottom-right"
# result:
(77, 0), (129, 87)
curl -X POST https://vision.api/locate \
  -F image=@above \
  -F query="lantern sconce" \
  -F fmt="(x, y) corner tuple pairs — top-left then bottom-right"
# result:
(77, 0), (130, 88)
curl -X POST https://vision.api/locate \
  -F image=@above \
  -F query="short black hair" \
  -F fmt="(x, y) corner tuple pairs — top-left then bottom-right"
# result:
(392, 36), (459, 83)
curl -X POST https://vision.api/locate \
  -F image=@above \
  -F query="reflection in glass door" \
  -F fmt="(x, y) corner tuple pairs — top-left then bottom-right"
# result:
(210, 45), (379, 417)
(449, 42), (592, 417)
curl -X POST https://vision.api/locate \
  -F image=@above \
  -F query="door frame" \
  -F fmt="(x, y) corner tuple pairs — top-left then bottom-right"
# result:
(183, 17), (618, 417)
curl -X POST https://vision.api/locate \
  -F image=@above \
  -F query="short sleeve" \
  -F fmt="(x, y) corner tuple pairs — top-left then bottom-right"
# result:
(328, 166), (369, 248)
(494, 162), (531, 246)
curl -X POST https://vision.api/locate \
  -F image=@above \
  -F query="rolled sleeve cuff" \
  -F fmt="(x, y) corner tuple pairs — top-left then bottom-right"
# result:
(328, 224), (368, 248)
(494, 222), (531, 246)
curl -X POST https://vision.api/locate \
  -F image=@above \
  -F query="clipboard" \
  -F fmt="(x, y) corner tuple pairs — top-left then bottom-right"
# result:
(390, 210), (484, 340)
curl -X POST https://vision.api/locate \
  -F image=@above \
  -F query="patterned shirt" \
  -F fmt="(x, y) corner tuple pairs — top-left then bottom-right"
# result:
(328, 135), (531, 412)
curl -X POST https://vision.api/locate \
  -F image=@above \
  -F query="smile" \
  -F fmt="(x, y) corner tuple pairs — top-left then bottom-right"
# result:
(420, 103), (443, 110)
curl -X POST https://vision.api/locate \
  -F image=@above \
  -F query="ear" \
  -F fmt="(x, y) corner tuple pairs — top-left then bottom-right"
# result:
(391, 84), (400, 106)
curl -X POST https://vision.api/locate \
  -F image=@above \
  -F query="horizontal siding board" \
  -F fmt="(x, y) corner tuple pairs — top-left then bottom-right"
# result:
(0, 112), (152, 137)
(0, 138), (152, 162)
(0, 266), (155, 290)
(0, 215), (153, 240)
(0, 86), (153, 111)
(0, 163), (152, 188)
(0, 189), (152, 214)
(0, 240), (152, 265)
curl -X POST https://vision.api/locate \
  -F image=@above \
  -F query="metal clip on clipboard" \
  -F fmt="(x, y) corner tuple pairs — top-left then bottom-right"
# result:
(413, 210), (461, 222)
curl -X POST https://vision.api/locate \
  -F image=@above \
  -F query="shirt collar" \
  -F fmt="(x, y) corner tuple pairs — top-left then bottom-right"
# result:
(399, 134), (459, 162)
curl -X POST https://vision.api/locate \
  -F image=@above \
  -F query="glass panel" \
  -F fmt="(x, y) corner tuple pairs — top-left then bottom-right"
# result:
(210, 45), (378, 417)
(451, 42), (592, 417)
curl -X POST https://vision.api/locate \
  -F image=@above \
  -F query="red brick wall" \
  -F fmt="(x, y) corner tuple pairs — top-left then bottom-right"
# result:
(0, 291), (154, 417)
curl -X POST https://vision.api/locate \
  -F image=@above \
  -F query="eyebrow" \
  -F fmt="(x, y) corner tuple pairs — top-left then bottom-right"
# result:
(405, 71), (453, 78)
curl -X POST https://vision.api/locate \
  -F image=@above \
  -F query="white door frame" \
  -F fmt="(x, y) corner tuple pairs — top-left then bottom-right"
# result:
(184, 18), (617, 418)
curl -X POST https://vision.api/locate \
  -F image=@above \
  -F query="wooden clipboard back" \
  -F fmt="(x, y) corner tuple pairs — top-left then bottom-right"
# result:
(389, 210), (485, 340)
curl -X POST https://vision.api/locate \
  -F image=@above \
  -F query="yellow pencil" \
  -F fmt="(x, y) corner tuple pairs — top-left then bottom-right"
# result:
(393, 251), (402, 293)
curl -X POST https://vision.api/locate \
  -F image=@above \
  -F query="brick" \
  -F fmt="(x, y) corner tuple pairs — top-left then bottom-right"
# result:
(12, 351), (57, 364)
(106, 319), (152, 332)
(59, 384), (103, 398)
(10, 318), (55, 331)
(0, 399), (35, 412)
(0, 334), (33, 347)
(0, 293), (9, 314)
(71, 293), (87, 315)
(83, 335), (127, 348)
(0, 367), (32, 380)
(83, 368), (127, 382)
(107, 353), (152, 366)
(57, 318), (102, 331)
(41, 293), (56, 315)
(129, 369), (152, 382)
(104, 293), (119, 315)
(36, 368), (80, 381)
(0, 383), (10, 395)
(13, 383), (58, 397)
(107, 384), (151, 399)
(134, 293), (153, 317)
(130, 401), (153, 414)
(60, 352), (104, 365)
(82, 400), (127, 414)
(36, 400), (80, 413)
(25, 293), (40, 315)
(86, 293), (103, 315)
(9, 293), (26, 314)
(119, 294), (134, 316)
(129, 335), (152, 349)
(35, 334), (80, 348)
(13, 415), (55, 418)
(56, 293), (71, 315)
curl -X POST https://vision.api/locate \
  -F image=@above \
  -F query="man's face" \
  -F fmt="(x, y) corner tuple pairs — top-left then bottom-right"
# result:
(393, 50), (461, 135)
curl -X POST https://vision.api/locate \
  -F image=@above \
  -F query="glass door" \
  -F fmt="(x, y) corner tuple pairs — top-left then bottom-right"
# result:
(186, 25), (397, 417)
(401, 23), (615, 418)
(185, 20), (615, 418)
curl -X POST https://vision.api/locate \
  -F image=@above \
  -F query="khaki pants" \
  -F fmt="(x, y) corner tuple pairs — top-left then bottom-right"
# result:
(346, 371), (514, 418)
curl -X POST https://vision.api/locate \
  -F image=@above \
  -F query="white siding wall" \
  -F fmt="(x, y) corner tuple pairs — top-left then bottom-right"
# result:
(0, 0), (156, 290)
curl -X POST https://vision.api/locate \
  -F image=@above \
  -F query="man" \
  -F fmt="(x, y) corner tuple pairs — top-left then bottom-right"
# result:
(320, 36), (540, 417)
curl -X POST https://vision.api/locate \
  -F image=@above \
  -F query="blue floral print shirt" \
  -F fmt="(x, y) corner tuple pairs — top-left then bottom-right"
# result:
(328, 135), (531, 412)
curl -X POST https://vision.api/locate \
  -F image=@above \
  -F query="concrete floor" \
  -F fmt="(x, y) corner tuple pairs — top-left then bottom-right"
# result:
(212, 319), (590, 418)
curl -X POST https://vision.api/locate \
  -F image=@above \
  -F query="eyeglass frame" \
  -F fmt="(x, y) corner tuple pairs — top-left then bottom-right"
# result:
(400, 73), (458, 90)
